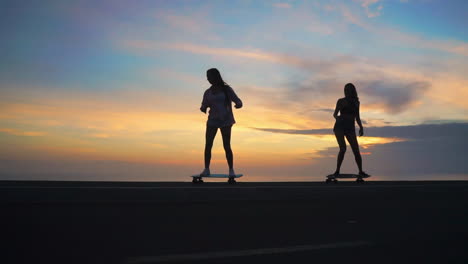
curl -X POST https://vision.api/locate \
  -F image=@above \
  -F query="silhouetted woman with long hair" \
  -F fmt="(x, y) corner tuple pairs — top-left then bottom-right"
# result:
(200, 68), (243, 178)
(332, 83), (369, 176)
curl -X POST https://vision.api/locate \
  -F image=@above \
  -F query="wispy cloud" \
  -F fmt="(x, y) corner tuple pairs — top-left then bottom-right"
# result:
(254, 123), (468, 139)
(0, 128), (47, 137)
(124, 41), (300, 65)
(355, 0), (384, 17)
(89, 133), (110, 139)
(273, 3), (292, 9)
(338, 4), (468, 57)
(123, 40), (367, 75)
(155, 9), (220, 41)
(307, 20), (334, 35)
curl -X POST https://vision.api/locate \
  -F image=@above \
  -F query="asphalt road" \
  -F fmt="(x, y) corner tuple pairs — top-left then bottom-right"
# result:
(2, 180), (468, 264)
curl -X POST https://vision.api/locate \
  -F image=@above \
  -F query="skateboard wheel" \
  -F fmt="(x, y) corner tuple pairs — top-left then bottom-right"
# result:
(192, 177), (203, 184)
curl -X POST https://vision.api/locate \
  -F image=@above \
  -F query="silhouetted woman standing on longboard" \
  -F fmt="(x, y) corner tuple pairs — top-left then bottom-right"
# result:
(332, 83), (369, 177)
(200, 68), (243, 179)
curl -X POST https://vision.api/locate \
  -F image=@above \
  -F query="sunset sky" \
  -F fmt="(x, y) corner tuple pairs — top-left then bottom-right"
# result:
(1, 0), (467, 181)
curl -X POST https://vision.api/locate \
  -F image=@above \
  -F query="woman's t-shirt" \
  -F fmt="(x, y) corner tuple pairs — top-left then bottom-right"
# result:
(206, 90), (228, 121)
(201, 85), (242, 127)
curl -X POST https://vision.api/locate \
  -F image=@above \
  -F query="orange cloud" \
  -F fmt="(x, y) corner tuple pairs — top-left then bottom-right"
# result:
(0, 128), (47, 137)
(90, 133), (111, 139)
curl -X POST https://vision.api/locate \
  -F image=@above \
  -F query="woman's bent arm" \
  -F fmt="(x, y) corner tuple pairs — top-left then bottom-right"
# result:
(356, 103), (364, 136)
(200, 90), (209, 113)
(228, 86), (243, 108)
(333, 99), (341, 119)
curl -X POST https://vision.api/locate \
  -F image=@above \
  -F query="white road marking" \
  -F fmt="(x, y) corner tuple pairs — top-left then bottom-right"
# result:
(125, 240), (372, 264)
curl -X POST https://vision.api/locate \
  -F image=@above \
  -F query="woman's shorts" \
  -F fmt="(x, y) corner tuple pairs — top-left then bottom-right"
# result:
(333, 117), (356, 135)
(207, 118), (234, 128)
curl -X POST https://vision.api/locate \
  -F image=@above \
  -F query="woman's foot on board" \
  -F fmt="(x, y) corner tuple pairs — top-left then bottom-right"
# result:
(200, 168), (210, 176)
(330, 171), (340, 178)
(228, 168), (237, 184)
(359, 171), (370, 177)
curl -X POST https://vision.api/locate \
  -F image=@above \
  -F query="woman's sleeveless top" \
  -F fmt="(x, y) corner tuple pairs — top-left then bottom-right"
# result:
(333, 98), (359, 134)
(340, 98), (358, 116)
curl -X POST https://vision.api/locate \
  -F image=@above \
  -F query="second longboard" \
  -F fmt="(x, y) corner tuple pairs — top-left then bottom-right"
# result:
(326, 173), (370, 183)
(191, 174), (243, 184)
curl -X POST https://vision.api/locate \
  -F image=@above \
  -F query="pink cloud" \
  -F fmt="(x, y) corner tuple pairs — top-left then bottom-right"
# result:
(123, 40), (367, 76)
(124, 40), (309, 68)
(355, 0), (384, 18)
(273, 3), (292, 9)
(157, 12), (207, 34)
(339, 4), (468, 57)
(154, 8), (221, 41)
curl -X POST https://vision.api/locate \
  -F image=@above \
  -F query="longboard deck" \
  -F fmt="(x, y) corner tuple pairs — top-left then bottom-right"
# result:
(192, 174), (243, 178)
(327, 173), (371, 179)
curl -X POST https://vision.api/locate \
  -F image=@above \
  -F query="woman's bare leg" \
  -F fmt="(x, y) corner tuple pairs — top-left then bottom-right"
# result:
(345, 133), (363, 173)
(334, 130), (346, 174)
(204, 126), (218, 169)
(220, 125), (233, 170)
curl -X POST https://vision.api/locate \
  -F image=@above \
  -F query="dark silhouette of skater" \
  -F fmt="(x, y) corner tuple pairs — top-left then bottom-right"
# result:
(332, 83), (369, 177)
(200, 68), (243, 178)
